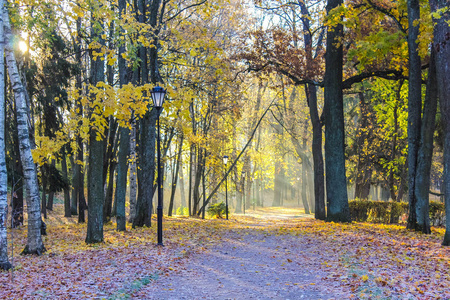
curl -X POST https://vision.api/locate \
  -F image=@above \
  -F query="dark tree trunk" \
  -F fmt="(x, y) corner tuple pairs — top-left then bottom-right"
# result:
(115, 0), (129, 231)
(71, 11), (83, 217)
(414, 46), (437, 234)
(301, 159), (310, 214)
(236, 178), (243, 213)
(78, 159), (86, 224)
(41, 165), (47, 219)
(188, 144), (194, 216)
(273, 161), (284, 206)
(46, 192), (54, 211)
(179, 159), (186, 207)
(354, 93), (372, 200)
(128, 120), (137, 222)
(188, 101), (196, 216)
(103, 118), (118, 223)
(61, 148), (71, 218)
(192, 149), (204, 214)
(307, 166), (315, 213)
(11, 118), (24, 227)
(324, 0), (350, 222)
(104, 158), (116, 221)
(133, 110), (157, 228)
(46, 160), (56, 211)
(305, 84), (326, 220)
(116, 126), (129, 231)
(299, 0), (326, 220)
(202, 159), (207, 219)
(430, 0), (450, 245)
(168, 135), (183, 217)
(388, 82), (402, 201)
(86, 9), (105, 244)
(133, 0), (162, 228)
(406, 0), (422, 230)
(71, 151), (79, 216)
(86, 130), (104, 243)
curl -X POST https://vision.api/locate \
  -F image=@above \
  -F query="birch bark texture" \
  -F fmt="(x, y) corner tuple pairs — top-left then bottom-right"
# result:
(0, 0), (11, 270)
(3, 3), (45, 254)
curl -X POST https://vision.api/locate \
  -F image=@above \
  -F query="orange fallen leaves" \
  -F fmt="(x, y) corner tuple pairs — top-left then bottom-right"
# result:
(1, 206), (449, 299)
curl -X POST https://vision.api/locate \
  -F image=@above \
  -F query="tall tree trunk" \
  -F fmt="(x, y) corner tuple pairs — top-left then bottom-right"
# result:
(86, 8), (105, 244)
(406, 0), (422, 230)
(388, 82), (402, 201)
(301, 159), (310, 214)
(300, 139), (310, 214)
(192, 149), (204, 214)
(299, 0), (326, 220)
(134, 0), (162, 227)
(86, 130), (105, 243)
(414, 46), (437, 234)
(188, 144), (194, 215)
(305, 84), (326, 220)
(134, 109), (157, 228)
(128, 119), (137, 222)
(75, 6), (83, 216)
(11, 136), (24, 227)
(168, 135), (183, 216)
(202, 158), (207, 219)
(72, 13), (83, 219)
(354, 93), (372, 200)
(61, 147), (71, 218)
(0, 0), (11, 268)
(307, 165), (315, 213)
(324, 0), (350, 222)
(236, 177), (243, 213)
(115, 0), (130, 231)
(46, 160), (56, 211)
(179, 159), (186, 207)
(104, 157), (116, 221)
(103, 118), (118, 222)
(4, 4), (45, 254)
(78, 158), (86, 224)
(116, 127), (129, 231)
(430, 0), (450, 245)
(41, 165), (47, 219)
(47, 192), (54, 211)
(273, 161), (283, 207)
(70, 154), (78, 215)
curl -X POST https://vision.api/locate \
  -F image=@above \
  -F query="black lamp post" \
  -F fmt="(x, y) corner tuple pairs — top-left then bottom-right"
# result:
(242, 171), (245, 215)
(223, 155), (229, 220)
(151, 86), (167, 246)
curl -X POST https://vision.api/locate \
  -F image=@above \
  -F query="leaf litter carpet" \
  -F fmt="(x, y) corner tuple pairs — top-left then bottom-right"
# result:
(1, 207), (449, 299)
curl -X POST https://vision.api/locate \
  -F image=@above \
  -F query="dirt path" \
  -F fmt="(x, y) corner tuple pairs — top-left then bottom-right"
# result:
(137, 218), (351, 300)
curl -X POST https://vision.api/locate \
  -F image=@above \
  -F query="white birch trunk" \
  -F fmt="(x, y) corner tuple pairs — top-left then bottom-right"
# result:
(3, 4), (45, 254)
(0, 0), (11, 270)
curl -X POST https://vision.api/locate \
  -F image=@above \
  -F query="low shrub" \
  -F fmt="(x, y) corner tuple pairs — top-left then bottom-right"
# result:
(349, 199), (445, 225)
(207, 202), (227, 219)
(176, 206), (189, 216)
(429, 201), (445, 226)
(349, 199), (407, 223)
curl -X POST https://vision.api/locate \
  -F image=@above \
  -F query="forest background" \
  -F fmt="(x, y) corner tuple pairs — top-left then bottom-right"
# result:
(0, 0), (448, 290)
